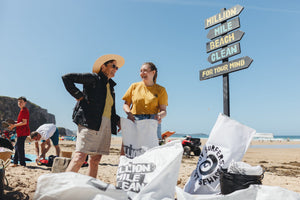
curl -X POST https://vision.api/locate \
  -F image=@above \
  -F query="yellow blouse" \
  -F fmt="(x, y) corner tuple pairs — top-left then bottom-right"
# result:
(102, 83), (113, 118)
(122, 81), (168, 115)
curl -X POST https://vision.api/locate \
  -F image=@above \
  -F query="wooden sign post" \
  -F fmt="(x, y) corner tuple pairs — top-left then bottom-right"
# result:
(200, 5), (253, 117)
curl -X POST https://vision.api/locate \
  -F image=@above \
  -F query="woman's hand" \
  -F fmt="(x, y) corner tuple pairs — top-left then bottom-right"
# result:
(155, 114), (162, 124)
(127, 112), (135, 122)
(123, 102), (135, 122)
(156, 105), (167, 124)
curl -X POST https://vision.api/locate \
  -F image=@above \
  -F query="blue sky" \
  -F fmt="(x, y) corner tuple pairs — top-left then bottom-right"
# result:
(1, 0), (299, 136)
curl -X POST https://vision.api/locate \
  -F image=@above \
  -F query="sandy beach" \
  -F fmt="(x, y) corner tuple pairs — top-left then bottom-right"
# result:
(2, 137), (300, 199)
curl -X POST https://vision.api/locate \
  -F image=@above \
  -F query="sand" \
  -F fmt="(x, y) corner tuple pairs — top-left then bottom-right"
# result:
(2, 137), (300, 199)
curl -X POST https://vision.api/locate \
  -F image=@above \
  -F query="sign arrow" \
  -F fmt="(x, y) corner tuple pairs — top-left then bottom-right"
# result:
(205, 4), (244, 29)
(207, 43), (241, 64)
(206, 30), (244, 53)
(200, 56), (253, 81)
(207, 17), (240, 40)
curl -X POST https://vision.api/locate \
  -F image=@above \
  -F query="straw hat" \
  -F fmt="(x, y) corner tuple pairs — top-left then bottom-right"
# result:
(92, 54), (125, 73)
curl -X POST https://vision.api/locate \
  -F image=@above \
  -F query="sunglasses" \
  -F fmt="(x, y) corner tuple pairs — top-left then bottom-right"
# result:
(112, 64), (118, 70)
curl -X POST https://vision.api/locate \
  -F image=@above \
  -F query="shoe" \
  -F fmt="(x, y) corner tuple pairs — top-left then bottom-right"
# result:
(11, 164), (18, 167)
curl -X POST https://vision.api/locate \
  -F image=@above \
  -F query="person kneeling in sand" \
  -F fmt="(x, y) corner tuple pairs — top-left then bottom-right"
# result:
(30, 123), (61, 163)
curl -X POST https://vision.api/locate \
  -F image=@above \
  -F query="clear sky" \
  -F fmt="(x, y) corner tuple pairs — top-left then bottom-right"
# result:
(1, 0), (299, 136)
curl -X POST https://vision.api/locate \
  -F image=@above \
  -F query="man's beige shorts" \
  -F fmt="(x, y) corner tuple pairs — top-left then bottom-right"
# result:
(75, 116), (111, 155)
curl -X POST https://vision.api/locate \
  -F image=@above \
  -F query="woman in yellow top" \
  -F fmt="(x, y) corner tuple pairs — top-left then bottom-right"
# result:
(122, 62), (168, 140)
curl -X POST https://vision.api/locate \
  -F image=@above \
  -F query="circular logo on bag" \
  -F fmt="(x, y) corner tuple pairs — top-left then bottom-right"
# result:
(198, 154), (218, 175)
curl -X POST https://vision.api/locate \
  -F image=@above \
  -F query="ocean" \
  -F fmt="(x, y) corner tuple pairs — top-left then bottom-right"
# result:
(115, 133), (300, 141)
(169, 134), (300, 149)
(113, 133), (300, 148)
(170, 133), (300, 141)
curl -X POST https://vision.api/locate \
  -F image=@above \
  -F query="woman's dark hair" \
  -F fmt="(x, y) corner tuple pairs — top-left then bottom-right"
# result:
(104, 60), (115, 66)
(144, 62), (158, 83)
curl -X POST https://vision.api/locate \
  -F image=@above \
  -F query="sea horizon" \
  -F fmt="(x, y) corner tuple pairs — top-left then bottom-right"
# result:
(169, 133), (300, 141)
(112, 132), (300, 140)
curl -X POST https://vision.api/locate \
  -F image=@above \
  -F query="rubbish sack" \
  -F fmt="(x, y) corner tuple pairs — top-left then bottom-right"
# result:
(116, 140), (183, 200)
(176, 185), (300, 200)
(220, 168), (263, 195)
(227, 161), (263, 176)
(51, 157), (71, 173)
(184, 113), (256, 195)
(34, 172), (128, 200)
(121, 118), (158, 158)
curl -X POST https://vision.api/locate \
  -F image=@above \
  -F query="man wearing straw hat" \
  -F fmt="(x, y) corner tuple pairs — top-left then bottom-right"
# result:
(62, 54), (124, 178)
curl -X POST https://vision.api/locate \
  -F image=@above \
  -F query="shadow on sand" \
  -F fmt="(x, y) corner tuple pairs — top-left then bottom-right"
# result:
(3, 185), (30, 200)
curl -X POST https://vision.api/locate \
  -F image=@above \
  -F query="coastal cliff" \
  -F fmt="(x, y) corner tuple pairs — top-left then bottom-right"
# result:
(0, 96), (56, 132)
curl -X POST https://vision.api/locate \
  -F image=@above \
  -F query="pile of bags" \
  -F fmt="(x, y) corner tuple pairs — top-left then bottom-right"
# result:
(34, 114), (300, 200)
(34, 140), (183, 200)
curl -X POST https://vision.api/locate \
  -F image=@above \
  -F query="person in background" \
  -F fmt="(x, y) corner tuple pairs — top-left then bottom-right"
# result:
(30, 123), (61, 163)
(122, 62), (168, 142)
(62, 54), (124, 178)
(9, 96), (30, 167)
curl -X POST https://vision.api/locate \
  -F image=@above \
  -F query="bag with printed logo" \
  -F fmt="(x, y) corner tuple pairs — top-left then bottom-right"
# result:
(121, 118), (159, 158)
(184, 113), (256, 195)
(116, 140), (183, 200)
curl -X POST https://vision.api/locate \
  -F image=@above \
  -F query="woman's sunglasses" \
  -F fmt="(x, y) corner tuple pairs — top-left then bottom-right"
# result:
(112, 64), (118, 70)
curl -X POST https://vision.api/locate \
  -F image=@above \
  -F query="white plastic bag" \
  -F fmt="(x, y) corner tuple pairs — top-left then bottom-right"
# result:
(176, 185), (300, 200)
(121, 117), (159, 158)
(227, 161), (263, 176)
(184, 113), (256, 195)
(34, 172), (128, 200)
(116, 140), (183, 200)
(51, 157), (71, 173)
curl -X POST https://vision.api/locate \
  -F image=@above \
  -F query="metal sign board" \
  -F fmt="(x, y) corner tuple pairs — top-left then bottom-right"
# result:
(208, 43), (241, 64)
(200, 56), (253, 81)
(207, 17), (240, 40)
(205, 4), (244, 29)
(206, 30), (244, 53)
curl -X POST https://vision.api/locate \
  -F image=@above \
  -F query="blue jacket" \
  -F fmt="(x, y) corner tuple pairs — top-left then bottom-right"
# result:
(62, 71), (120, 134)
